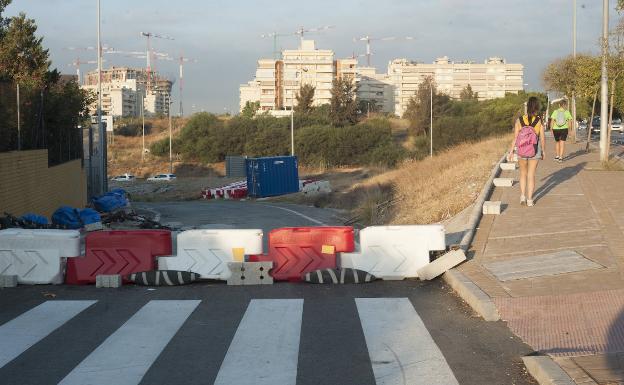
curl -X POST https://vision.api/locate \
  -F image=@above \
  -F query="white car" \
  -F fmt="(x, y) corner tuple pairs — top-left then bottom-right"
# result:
(147, 173), (176, 182)
(111, 173), (136, 182)
(611, 118), (622, 132)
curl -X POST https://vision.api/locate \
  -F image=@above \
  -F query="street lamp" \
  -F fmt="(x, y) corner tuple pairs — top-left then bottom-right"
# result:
(600, 0), (609, 162)
(430, 82), (433, 158)
(572, 0), (577, 141)
(168, 94), (173, 173)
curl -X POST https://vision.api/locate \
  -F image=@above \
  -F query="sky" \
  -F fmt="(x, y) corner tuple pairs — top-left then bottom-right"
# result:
(4, 0), (622, 114)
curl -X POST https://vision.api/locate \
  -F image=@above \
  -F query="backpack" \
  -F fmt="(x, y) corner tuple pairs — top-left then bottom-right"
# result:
(516, 116), (539, 158)
(555, 109), (567, 126)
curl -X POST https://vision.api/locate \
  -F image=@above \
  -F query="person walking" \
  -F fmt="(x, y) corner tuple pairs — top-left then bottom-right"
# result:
(508, 96), (545, 207)
(550, 99), (573, 162)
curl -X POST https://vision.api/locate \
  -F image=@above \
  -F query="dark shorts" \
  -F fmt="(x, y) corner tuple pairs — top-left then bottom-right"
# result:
(553, 129), (568, 141)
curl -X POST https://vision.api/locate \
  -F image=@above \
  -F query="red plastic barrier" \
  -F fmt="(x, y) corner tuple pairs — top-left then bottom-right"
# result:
(65, 230), (172, 285)
(250, 227), (354, 281)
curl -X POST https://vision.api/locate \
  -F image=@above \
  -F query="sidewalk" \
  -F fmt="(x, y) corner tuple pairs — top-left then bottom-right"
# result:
(456, 136), (624, 384)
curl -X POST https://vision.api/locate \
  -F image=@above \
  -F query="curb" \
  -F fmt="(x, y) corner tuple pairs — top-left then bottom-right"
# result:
(442, 269), (500, 321)
(458, 153), (505, 251)
(522, 356), (575, 385)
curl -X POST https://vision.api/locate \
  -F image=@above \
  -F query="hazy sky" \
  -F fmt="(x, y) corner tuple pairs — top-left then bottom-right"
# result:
(4, 0), (622, 114)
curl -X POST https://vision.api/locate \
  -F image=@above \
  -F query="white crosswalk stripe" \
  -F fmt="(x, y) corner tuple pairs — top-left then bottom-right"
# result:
(0, 300), (96, 369)
(214, 299), (304, 385)
(0, 298), (458, 385)
(356, 297), (460, 385)
(59, 300), (200, 385)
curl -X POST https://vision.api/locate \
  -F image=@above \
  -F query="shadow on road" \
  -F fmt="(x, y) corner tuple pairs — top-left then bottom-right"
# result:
(533, 162), (586, 202)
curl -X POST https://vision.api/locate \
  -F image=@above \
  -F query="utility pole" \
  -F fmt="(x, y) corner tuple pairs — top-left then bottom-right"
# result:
(600, 0), (609, 162)
(430, 83), (433, 158)
(141, 90), (145, 162)
(572, 0), (577, 142)
(16, 83), (20, 150)
(168, 94), (173, 173)
(290, 101), (295, 156)
(97, 0), (107, 194)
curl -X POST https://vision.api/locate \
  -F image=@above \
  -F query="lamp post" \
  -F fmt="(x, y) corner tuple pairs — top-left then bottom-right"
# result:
(430, 82), (433, 158)
(168, 94), (173, 173)
(572, 0), (577, 141)
(96, 0), (107, 194)
(600, 0), (609, 162)
(141, 90), (145, 161)
(290, 101), (295, 156)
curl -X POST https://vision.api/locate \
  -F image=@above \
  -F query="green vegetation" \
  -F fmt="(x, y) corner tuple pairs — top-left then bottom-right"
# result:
(0, 0), (92, 163)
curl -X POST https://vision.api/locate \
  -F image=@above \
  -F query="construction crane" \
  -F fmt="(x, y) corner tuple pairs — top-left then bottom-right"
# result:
(140, 32), (174, 91)
(354, 35), (414, 67)
(294, 25), (334, 45)
(67, 58), (98, 84)
(260, 32), (296, 60)
(177, 54), (197, 117)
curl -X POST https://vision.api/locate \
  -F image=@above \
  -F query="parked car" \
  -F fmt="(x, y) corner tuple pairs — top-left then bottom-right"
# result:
(578, 121), (587, 131)
(147, 173), (176, 182)
(591, 116), (601, 133)
(110, 173), (136, 182)
(611, 118), (622, 132)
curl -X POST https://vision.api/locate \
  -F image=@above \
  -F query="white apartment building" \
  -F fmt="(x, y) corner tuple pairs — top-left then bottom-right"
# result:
(240, 43), (524, 117)
(82, 67), (172, 117)
(389, 56), (524, 116)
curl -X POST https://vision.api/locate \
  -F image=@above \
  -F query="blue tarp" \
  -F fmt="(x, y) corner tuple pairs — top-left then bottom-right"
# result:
(92, 189), (129, 213)
(51, 206), (101, 229)
(20, 213), (49, 225)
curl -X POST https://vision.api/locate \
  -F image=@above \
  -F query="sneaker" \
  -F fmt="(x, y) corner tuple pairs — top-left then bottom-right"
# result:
(520, 195), (526, 205)
(527, 199), (534, 207)
(554, 156), (560, 161)
(557, 158), (563, 163)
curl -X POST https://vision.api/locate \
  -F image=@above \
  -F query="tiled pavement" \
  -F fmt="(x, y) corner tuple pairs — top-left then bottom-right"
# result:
(456, 137), (624, 384)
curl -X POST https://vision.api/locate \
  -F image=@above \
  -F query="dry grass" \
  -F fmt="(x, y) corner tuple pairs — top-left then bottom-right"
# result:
(366, 134), (511, 224)
(107, 117), (224, 178)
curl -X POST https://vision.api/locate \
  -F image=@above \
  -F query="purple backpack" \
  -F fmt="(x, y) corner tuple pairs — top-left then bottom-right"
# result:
(516, 116), (539, 158)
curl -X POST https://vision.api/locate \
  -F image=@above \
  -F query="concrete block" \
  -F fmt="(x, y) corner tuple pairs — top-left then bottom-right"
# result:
(493, 178), (514, 187)
(500, 162), (517, 171)
(96, 274), (122, 288)
(522, 356), (575, 385)
(226, 262), (273, 285)
(84, 222), (103, 232)
(442, 269), (500, 321)
(0, 274), (18, 288)
(482, 201), (501, 215)
(417, 249), (466, 280)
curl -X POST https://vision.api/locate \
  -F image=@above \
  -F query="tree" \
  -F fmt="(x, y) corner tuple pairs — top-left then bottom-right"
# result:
(0, 11), (50, 86)
(295, 84), (315, 114)
(329, 77), (358, 126)
(402, 76), (450, 137)
(241, 100), (260, 119)
(459, 84), (478, 101)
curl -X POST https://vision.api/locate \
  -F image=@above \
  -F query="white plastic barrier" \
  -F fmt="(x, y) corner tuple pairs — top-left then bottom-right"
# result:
(158, 229), (263, 280)
(340, 225), (446, 280)
(0, 229), (81, 284)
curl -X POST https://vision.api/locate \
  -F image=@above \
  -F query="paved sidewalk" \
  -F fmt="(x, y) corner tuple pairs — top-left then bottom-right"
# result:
(457, 136), (624, 384)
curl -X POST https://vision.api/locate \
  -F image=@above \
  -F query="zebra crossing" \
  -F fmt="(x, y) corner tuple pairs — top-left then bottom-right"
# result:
(0, 297), (459, 385)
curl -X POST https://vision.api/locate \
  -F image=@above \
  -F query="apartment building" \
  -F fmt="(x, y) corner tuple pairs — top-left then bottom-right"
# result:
(240, 42), (524, 117)
(82, 67), (172, 117)
(389, 56), (524, 116)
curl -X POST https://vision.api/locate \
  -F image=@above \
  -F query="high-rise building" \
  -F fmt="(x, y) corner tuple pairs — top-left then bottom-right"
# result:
(388, 56), (524, 116)
(240, 42), (524, 117)
(82, 67), (172, 117)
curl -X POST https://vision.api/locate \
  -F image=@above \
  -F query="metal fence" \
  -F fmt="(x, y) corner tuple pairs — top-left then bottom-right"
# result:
(0, 81), (83, 167)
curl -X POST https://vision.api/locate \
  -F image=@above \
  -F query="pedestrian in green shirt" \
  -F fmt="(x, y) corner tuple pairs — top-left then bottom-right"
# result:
(549, 100), (573, 163)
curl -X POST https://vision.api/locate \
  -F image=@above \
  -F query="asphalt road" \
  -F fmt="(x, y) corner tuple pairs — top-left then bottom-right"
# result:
(0, 201), (538, 385)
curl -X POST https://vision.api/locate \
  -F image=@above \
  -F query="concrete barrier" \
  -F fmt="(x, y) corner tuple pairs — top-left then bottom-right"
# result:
(158, 229), (263, 280)
(0, 229), (80, 284)
(340, 225), (446, 280)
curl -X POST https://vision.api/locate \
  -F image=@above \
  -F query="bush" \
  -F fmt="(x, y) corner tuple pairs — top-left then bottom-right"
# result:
(115, 118), (152, 137)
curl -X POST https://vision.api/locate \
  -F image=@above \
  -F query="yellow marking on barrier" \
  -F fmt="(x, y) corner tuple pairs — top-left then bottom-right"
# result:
(232, 248), (245, 262)
(321, 245), (335, 254)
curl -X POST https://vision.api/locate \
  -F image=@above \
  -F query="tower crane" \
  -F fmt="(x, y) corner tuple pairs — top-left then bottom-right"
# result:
(260, 32), (296, 60)
(294, 25), (334, 45)
(139, 32), (174, 90)
(67, 58), (98, 84)
(354, 35), (414, 67)
(177, 54), (197, 117)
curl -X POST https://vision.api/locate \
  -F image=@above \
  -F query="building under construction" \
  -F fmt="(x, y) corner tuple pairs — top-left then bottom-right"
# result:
(82, 67), (172, 117)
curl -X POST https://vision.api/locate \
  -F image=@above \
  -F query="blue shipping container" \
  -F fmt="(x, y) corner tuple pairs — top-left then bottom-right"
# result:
(246, 156), (299, 198)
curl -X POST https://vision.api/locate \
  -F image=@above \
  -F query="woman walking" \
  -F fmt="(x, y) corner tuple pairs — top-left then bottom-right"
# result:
(508, 96), (545, 207)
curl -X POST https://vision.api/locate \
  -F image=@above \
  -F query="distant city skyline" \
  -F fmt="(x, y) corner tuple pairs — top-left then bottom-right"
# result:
(4, 0), (622, 114)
